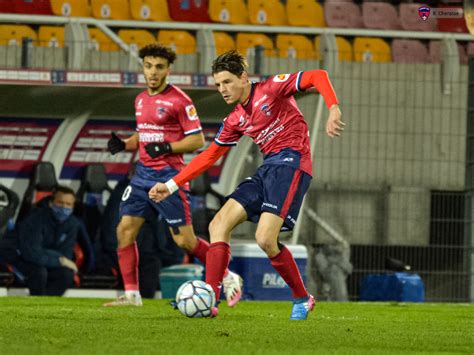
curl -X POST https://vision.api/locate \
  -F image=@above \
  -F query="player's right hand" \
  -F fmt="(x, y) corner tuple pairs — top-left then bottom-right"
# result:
(107, 132), (126, 155)
(149, 182), (171, 203)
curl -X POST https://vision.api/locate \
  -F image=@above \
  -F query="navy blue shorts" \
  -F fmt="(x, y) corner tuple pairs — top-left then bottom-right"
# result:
(228, 164), (312, 231)
(119, 163), (192, 228)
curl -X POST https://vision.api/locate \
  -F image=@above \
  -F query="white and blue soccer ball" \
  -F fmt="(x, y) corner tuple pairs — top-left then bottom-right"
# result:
(175, 280), (215, 318)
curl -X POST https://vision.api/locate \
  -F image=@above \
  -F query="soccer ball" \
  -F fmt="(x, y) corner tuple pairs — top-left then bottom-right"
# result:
(175, 280), (215, 318)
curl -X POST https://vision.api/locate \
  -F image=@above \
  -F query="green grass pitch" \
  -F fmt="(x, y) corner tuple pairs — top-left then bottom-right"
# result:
(0, 297), (472, 354)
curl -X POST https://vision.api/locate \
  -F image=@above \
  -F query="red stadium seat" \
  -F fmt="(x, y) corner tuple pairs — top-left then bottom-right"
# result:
(324, 2), (363, 28)
(0, 0), (15, 13)
(392, 39), (429, 64)
(11, 0), (53, 14)
(167, 0), (211, 23)
(399, 3), (437, 31)
(437, 6), (468, 33)
(362, 2), (401, 30)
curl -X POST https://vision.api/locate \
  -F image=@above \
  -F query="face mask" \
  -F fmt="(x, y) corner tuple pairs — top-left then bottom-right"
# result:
(51, 205), (73, 223)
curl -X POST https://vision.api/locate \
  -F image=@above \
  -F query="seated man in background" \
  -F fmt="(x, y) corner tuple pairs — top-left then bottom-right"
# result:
(13, 186), (79, 296)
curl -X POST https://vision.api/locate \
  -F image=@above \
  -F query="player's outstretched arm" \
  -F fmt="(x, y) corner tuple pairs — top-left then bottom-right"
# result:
(326, 104), (344, 138)
(149, 142), (230, 202)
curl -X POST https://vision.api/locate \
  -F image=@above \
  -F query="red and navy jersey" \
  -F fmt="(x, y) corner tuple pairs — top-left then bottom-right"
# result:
(215, 72), (312, 176)
(135, 84), (202, 171)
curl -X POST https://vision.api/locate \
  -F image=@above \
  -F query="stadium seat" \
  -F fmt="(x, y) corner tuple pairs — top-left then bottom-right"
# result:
(429, 40), (468, 65)
(315, 36), (353, 62)
(118, 29), (155, 52)
(391, 39), (429, 63)
(247, 0), (287, 26)
(236, 33), (274, 58)
(362, 2), (401, 30)
(0, 25), (37, 46)
(213, 32), (236, 55)
(38, 26), (65, 48)
(50, 0), (91, 17)
(88, 28), (119, 51)
(91, 0), (131, 20)
(276, 34), (315, 59)
(437, 6), (468, 33)
(157, 30), (196, 54)
(208, 0), (249, 24)
(0, 185), (19, 235)
(129, 0), (171, 21)
(353, 37), (391, 63)
(12, 0), (52, 14)
(286, 0), (325, 28)
(399, 3), (437, 31)
(324, 2), (363, 28)
(167, 0), (211, 22)
(0, 0), (15, 13)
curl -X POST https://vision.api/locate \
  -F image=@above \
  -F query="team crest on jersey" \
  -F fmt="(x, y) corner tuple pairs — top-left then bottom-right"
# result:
(156, 107), (167, 118)
(185, 104), (198, 121)
(273, 74), (290, 82)
(260, 103), (271, 116)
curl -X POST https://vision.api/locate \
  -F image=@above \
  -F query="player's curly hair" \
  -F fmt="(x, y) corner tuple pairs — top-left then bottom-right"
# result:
(211, 50), (248, 77)
(139, 43), (177, 65)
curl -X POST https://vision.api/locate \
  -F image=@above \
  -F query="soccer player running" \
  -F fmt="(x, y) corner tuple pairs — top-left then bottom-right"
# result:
(148, 51), (343, 320)
(104, 44), (242, 307)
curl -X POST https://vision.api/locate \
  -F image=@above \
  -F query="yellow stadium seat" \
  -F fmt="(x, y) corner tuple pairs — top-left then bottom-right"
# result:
(236, 33), (274, 57)
(208, 0), (249, 24)
(315, 36), (353, 61)
(91, 0), (131, 20)
(353, 37), (391, 63)
(276, 34), (315, 59)
(157, 30), (196, 54)
(88, 28), (119, 51)
(38, 26), (65, 48)
(50, 0), (90, 17)
(213, 32), (236, 55)
(247, 0), (287, 26)
(286, 0), (325, 27)
(0, 25), (37, 46)
(130, 0), (171, 21)
(118, 29), (155, 52)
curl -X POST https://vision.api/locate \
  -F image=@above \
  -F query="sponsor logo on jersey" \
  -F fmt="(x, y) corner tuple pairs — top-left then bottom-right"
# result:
(262, 273), (287, 288)
(155, 99), (173, 106)
(254, 94), (268, 107)
(262, 202), (278, 209)
(166, 218), (183, 224)
(139, 132), (164, 143)
(185, 104), (198, 121)
(137, 123), (164, 130)
(273, 74), (290, 82)
(260, 103), (271, 116)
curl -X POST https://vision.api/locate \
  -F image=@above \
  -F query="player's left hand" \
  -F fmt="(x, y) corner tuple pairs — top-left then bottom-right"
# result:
(149, 182), (171, 203)
(145, 142), (172, 158)
(326, 105), (344, 138)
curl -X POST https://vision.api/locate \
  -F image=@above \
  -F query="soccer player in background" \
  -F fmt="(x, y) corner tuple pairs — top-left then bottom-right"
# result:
(104, 44), (242, 307)
(149, 51), (344, 320)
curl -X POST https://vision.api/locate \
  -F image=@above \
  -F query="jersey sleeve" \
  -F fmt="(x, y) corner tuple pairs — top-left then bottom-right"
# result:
(263, 72), (304, 98)
(176, 98), (202, 136)
(214, 115), (242, 147)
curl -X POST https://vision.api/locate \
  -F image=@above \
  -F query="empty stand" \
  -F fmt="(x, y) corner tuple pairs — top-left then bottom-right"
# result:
(167, 0), (211, 22)
(208, 0), (249, 24)
(91, 0), (131, 20)
(429, 41), (468, 65)
(130, 0), (171, 21)
(391, 39), (429, 63)
(0, 25), (37, 46)
(325, 2), (363, 28)
(38, 26), (65, 48)
(157, 30), (196, 54)
(353, 37), (391, 63)
(362, 2), (401, 30)
(236, 33), (274, 58)
(315, 36), (353, 62)
(399, 3), (437, 31)
(213, 32), (236, 55)
(88, 28), (119, 51)
(118, 29), (155, 52)
(247, 0), (287, 26)
(286, 0), (325, 28)
(11, 0), (52, 14)
(276, 34), (315, 60)
(50, 0), (90, 17)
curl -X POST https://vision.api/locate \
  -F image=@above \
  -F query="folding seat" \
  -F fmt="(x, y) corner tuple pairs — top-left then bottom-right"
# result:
(391, 39), (429, 63)
(324, 2), (363, 28)
(157, 30), (196, 54)
(429, 40), (468, 65)
(315, 36), (353, 62)
(247, 0), (287, 26)
(50, 0), (91, 17)
(276, 34), (315, 60)
(167, 0), (211, 22)
(88, 28), (119, 51)
(399, 3), (437, 31)
(362, 2), (401, 30)
(91, 0), (131, 20)
(213, 32), (236, 55)
(286, 0), (325, 28)
(129, 0), (171, 21)
(118, 29), (155, 52)
(0, 0), (15, 13)
(208, 0), (249, 24)
(236, 33), (274, 58)
(0, 25), (37, 46)
(38, 26), (65, 48)
(353, 37), (391, 63)
(11, 0), (52, 14)
(437, 6), (468, 33)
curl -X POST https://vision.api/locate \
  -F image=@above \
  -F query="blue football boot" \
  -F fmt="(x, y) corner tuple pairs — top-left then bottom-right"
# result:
(290, 295), (315, 320)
